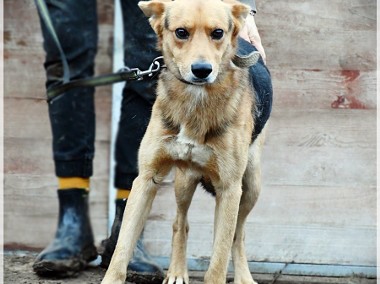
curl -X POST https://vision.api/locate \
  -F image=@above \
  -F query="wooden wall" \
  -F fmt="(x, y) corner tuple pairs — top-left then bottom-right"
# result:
(4, 0), (377, 276)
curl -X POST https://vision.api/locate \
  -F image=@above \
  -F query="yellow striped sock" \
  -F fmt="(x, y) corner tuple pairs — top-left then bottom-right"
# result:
(116, 189), (131, 200)
(58, 177), (90, 191)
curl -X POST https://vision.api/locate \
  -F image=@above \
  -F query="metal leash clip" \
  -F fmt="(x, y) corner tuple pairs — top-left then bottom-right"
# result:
(120, 56), (166, 80)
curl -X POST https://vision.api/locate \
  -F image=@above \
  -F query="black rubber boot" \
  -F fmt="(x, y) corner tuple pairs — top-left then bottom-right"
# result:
(100, 199), (164, 284)
(33, 189), (98, 277)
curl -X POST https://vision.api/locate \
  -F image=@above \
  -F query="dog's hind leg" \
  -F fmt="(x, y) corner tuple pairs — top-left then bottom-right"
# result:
(232, 131), (266, 284)
(164, 169), (199, 284)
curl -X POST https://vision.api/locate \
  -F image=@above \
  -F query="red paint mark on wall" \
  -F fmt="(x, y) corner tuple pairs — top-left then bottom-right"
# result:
(331, 70), (366, 109)
(341, 70), (360, 82)
(331, 95), (366, 109)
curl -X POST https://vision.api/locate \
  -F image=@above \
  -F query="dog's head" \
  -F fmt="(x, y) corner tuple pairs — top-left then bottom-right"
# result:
(138, 0), (250, 85)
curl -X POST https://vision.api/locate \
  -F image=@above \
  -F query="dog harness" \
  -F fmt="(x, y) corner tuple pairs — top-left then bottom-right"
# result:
(236, 38), (273, 142)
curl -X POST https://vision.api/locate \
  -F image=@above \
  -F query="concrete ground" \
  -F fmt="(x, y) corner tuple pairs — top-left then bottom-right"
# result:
(3, 251), (377, 284)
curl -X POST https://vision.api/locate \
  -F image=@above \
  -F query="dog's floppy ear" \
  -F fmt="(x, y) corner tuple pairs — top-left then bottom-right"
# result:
(138, 0), (169, 35)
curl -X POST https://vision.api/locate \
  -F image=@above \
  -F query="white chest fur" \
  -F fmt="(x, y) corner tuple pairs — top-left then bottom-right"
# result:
(165, 126), (213, 167)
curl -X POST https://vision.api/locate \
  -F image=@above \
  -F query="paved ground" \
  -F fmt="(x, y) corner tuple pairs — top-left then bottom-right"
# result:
(3, 251), (377, 284)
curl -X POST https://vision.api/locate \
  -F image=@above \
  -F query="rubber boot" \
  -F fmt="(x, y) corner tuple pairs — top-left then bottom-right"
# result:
(100, 199), (164, 283)
(33, 189), (98, 277)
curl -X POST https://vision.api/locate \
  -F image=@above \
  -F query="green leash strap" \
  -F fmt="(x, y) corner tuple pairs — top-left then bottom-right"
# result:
(47, 57), (166, 103)
(34, 0), (70, 83)
(46, 69), (140, 102)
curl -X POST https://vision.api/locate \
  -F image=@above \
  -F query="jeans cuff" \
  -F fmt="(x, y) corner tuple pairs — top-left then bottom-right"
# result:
(55, 159), (93, 178)
(114, 172), (136, 190)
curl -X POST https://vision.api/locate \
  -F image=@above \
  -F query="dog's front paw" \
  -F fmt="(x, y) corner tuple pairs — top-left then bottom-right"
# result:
(163, 273), (189, 284)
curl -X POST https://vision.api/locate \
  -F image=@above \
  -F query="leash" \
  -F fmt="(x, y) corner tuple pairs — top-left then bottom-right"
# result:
(46, 56), (165, 103)
(34, 0), (166, 103)
(34, 0), (259, 103)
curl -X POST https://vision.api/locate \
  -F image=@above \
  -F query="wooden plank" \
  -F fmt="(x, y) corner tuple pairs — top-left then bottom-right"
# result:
(4, 98), (51, 139)
(4, 54), (46, 100)
(4, 137), (110, 177)
(143, 182), (376, 266)
(145, 220), (376, 266)
(271, 70), (377, 110)
(4, 96), (111, 142)
(146, 184), (377, 228)
(4, 0), (45, 52)
(261, 110), (376, 187)
(256, 0), (376, 71)
(265, 110), (376, 150)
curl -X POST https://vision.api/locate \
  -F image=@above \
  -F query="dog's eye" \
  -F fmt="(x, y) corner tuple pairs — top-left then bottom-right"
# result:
(175, 28), (190, 40)
(211, 29), (224, 40)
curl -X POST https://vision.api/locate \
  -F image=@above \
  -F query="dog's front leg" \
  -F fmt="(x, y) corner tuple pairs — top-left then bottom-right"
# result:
(164, 170), (199, 284)
(101, 175), (159, 284)
(204, 182), (242, 284)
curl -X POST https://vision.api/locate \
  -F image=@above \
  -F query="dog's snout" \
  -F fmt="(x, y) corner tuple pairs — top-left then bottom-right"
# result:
(191, 62), (213, 79)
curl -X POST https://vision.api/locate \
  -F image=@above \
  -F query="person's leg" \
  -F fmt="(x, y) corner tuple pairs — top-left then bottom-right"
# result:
(100, 0), (164, 280)
(33, 0), (98, 277)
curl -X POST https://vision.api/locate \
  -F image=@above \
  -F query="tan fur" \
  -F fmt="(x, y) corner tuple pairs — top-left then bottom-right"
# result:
(102, 0), (266, 283)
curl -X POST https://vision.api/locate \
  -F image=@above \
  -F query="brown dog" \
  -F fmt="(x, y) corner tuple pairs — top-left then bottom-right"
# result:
(102, 0), (267, 283)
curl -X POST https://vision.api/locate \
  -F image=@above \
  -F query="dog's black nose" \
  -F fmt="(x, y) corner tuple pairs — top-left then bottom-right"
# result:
(191, 62), (213, 79)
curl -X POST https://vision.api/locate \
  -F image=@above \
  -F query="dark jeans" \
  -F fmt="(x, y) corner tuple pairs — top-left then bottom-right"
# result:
(38, 0), (272, 190)
(38, 0), (160, 189)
